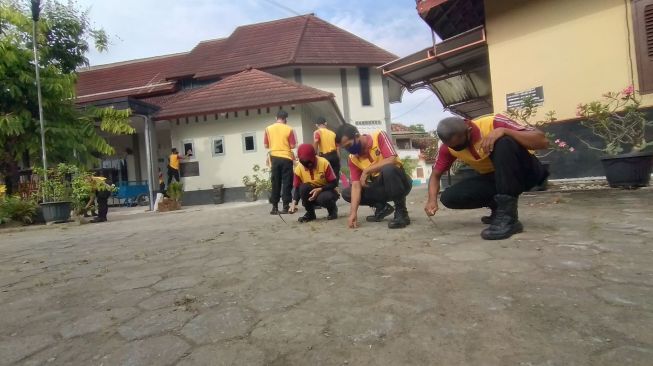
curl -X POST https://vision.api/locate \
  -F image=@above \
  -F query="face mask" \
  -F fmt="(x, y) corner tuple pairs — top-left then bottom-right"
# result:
(449, 132), (470, 151)
(300, 160), (315, 169)
(346, 139), (362, 155)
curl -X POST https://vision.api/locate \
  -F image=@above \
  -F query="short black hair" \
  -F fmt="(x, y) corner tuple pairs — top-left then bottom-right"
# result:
(277, 110), (288, 120)
(436, 117), (468, 142)
(315, 116), (326, 125)
(335, 123), (359, 144)
(171, 148), (178, 153)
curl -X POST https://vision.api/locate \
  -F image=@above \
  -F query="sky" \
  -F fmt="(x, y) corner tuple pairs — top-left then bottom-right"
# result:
(76, 0), (451, 131)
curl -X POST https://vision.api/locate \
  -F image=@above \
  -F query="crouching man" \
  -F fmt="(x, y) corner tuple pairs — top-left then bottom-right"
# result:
(336, 124), (412, 229)
(289, 144), (339, 222)
(425, 115), (549, 240)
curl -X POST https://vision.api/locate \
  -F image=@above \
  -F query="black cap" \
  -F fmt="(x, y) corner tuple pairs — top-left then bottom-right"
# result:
(315, 116), (327, 124)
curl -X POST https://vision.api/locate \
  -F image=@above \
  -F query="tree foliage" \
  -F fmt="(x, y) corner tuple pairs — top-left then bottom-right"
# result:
(0, 0), (132, 188)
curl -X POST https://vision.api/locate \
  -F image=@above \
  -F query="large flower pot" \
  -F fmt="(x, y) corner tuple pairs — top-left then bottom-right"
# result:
(244, 186), (257, 202)
(601, 151), (653, 189)
(40, 201), (72, 223)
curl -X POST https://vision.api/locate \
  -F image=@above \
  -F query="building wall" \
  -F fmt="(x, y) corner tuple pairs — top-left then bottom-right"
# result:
(273, 67), (391, 132)
(485, 0), (653, 122)
(168, 107), (304, 190)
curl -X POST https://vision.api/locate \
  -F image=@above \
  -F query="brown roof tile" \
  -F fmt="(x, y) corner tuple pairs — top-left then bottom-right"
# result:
(166, 38), (228, 80)
(155, 69), (333, 120)
(192, 14), (397, 79)
(76, 53), (186, 103)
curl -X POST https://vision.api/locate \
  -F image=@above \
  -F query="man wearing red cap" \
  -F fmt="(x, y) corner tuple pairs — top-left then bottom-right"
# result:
(289, 144), (339, 223)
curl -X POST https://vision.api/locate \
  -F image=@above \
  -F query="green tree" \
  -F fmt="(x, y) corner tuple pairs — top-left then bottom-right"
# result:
(0, 0), (133, 193)
(408, 124), (425, 133)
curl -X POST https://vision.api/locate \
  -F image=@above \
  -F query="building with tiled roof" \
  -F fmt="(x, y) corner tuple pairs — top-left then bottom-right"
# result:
(76, 14), (403, 205)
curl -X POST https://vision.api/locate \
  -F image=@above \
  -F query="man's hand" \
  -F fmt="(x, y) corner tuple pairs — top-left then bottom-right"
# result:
(480, 127), (505, 154)
(348, 213), (358, 228)
(308, 187), (322, 201)
(424, 199), (439, 216)
(289, 202), (298, 214)
(360, 170), (369, 188)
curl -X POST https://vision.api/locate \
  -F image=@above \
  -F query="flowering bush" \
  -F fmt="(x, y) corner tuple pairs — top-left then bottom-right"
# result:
(505, 96), (574, 157)
(576, 86), (653, 156)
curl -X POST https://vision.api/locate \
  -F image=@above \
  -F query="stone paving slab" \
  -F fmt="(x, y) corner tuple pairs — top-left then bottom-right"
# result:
(0, 188), (652, 365)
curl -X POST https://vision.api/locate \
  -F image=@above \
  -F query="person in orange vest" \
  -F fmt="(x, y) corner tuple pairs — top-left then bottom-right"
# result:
(336, 124), (412, 229)
(264, 110), (297, 214)
(167, 148), (185, 185)
(288, 144), (339, 222)
(313, 116), (340, 182)
(425, 114), (549, 240)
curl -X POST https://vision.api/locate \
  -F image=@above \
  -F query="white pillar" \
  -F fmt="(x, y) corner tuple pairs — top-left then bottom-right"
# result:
(143, 115), (155, 211)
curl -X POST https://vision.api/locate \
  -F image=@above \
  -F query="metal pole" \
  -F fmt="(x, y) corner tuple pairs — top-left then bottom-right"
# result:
(32, 19), (48, 200)
(142, 115), (155, 211)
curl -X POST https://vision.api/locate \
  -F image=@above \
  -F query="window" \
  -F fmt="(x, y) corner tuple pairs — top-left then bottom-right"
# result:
(212, 137), (225, 156)
(359, 67), (371, 106)
(242, 133), (256, 153)
(182, 140), (195, 160)
(294, 68), (303, 84)
(633, 0), (653, 93)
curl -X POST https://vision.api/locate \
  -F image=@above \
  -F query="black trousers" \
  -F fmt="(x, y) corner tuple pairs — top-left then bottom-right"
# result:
(320, 151), (340, 184)
(96, 190), (111, 220)
(270, 156), (293, 206)
(167, 166), (180, 185)
(297, 183), (338, 210)
(342, 165), (412, 207)
(440, 136), (546, 210)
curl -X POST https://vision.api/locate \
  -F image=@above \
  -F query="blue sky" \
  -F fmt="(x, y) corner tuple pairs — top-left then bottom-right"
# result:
(77, 0), (450, 130)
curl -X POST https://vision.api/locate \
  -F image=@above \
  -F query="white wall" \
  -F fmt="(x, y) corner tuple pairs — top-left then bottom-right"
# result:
(168, 108), (304, 190)
(271, 66), (390, 133)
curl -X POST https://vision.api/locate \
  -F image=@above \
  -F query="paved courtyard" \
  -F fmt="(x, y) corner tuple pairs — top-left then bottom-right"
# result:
(1, 187), (652, 366)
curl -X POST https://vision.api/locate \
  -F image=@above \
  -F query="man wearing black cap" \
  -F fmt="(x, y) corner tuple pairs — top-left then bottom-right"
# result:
(313, 116), (341, 182)
(264, 110), (297, 214)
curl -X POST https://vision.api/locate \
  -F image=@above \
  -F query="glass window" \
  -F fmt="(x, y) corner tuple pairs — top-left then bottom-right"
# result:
(243, 133), (256, 153)
(212, 137), (225, 156)
(359, 67), (371, 106)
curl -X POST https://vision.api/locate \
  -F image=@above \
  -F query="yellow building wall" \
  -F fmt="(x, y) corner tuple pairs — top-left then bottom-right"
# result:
(485, 0), (653, 122)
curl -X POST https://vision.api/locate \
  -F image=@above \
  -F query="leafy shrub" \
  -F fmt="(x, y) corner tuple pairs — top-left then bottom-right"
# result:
(0, 196), (37, 225)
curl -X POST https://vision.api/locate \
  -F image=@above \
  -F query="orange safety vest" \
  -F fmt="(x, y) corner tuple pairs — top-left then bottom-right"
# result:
(294, 156), (332, 187)
(349, 131), (401, 178)
(316, 128), (337, 154)
(266, 122), (294, 160)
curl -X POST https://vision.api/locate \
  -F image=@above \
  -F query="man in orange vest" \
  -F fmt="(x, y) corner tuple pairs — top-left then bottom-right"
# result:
(313, 116), (340, 182)
(288, 144), (339, 222)
(336, 124), (412, 229)
(167, 148), (185, 185)
(425, 114), (549, 240)
(264, 110), (297, 214)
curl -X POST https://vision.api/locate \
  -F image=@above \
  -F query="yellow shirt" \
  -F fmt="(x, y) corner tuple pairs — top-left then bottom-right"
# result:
(169, 154), (180, 170)
(315, 128), (337, 154)
(349, 130), (401, 178)
(446, 115), (533, 174)
(265, 122), (295, 160)
(293, 156), (334, 187)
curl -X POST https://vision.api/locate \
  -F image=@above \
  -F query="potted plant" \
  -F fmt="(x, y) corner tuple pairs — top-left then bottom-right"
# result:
(241, 164), (271, 202)
(166, 182), (183, 210)
(33, 163), (77, 223)
(577, 86), (653, 188)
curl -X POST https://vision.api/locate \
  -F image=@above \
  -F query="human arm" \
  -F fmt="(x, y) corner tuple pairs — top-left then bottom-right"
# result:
(425, 145), (456, 216)
(480, 116), (548, 153)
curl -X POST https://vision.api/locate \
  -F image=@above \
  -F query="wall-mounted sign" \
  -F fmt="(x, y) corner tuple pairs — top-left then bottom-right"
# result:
(180, 162), (199, 177)
(506, 86), (544, 109)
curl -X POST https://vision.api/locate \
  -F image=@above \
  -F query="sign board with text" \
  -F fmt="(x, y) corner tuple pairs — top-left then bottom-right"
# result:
(506, 86), (544, 109)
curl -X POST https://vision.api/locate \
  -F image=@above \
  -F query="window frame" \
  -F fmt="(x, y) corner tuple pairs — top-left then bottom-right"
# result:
(181, 139), (195, 160)
(242, 132), (257, 153)
(358, 67), (372, 106)
(211, 136), (226, 157)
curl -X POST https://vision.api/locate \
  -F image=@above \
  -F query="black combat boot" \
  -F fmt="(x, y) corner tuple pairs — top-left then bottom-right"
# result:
(326, 202), (338, 220)
(388, 197), (410, 229)
(481, 194), (523, 240)
(270, 204), (279, 215)
(366, 203), (394, 222)
(298, 208), (316, 223)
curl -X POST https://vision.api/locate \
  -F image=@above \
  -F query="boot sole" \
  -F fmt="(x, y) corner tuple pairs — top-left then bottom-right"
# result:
(481, 222), (523, 240)
(365, 208), (395, 222)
